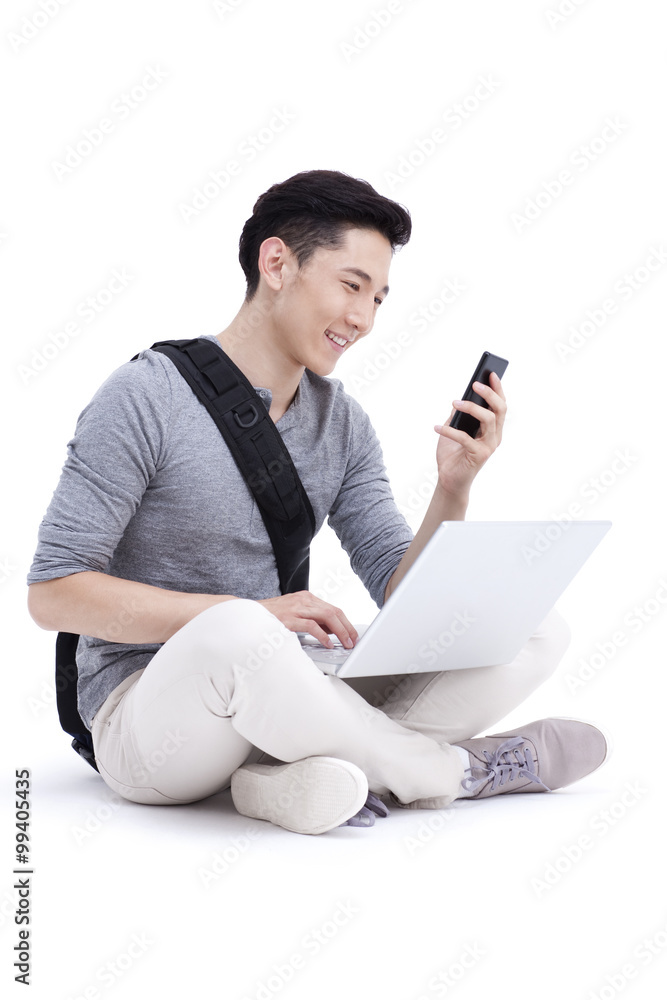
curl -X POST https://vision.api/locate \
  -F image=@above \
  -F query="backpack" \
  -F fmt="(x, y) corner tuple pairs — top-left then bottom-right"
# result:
(55, 337), (316, 771)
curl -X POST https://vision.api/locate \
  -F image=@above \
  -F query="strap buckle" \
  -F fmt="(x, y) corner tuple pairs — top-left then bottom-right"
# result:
(71, 737), (99, 772)
(233, 402), (260, 429)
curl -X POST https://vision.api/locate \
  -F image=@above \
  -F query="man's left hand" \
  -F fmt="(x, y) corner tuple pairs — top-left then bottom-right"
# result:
(433, 371), (507, 498)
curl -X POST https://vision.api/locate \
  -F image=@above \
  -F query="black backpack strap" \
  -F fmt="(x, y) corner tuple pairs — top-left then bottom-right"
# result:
(55, 632), (99, 772)
(146, 337), (317, 595)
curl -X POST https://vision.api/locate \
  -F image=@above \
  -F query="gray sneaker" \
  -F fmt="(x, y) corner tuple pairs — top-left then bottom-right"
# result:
(230, 756), (369, 835)
(456, 717), (609, 799)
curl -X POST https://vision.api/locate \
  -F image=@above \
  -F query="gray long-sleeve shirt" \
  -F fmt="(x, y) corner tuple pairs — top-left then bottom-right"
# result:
(27, 334), (414, 728)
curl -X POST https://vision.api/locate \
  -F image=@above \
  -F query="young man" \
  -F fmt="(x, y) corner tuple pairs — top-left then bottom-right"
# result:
(27, 170), (608, 835)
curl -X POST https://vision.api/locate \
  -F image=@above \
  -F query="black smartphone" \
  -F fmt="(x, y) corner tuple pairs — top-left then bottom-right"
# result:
(448, 351), (509, 438)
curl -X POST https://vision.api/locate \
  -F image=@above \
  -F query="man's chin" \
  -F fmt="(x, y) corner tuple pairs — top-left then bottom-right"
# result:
(305, 357), (337, 377)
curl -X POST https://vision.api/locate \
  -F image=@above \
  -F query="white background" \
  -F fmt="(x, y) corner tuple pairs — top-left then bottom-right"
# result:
(1, 1), (666, 998)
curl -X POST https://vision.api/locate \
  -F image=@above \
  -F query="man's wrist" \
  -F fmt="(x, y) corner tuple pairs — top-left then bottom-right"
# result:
(433, 481), (470, 519)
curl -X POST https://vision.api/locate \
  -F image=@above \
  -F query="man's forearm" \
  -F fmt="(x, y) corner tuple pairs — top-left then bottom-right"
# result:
(28, 571), (238, 644)
(384, 486), (469, 604)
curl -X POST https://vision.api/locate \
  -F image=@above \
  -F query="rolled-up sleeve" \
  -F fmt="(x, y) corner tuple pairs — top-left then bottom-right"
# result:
(327, 395), (413, 609)
(26, 353), (172, 584)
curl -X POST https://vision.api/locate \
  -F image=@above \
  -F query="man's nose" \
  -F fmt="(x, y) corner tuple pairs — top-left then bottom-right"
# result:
(348, 301), (375, 337)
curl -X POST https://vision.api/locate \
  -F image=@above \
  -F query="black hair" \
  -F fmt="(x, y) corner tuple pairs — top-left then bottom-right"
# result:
(238, 169), (412, 300)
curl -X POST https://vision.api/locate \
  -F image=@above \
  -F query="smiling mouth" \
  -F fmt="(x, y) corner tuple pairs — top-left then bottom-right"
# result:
(325, 330), (348, 349)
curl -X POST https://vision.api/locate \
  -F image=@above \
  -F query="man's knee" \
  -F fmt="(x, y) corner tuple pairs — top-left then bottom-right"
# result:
(185, 597), (295, 668)
(193, 596), (273, 626)
(191, 597), (288, 636)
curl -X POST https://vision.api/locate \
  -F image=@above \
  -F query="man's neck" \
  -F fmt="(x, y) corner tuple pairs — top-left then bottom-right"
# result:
(215, 302), (304, 420)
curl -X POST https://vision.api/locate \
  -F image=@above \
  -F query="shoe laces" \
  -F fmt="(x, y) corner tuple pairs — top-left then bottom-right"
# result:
(461, 735), (552, 794)
(340, 791), (389, 827)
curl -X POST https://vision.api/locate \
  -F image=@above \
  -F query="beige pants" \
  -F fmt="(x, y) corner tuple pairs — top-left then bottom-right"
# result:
(91, 598), (571, 807)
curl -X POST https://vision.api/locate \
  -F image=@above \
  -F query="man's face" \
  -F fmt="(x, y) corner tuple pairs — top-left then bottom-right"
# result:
(271, 227), (393, 376)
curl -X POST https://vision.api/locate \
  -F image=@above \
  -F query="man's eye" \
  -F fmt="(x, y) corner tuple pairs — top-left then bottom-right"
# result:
(345, 281), (383, 306)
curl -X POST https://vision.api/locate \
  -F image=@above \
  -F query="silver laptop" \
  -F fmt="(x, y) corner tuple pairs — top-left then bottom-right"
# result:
(298, 520), (611, 677)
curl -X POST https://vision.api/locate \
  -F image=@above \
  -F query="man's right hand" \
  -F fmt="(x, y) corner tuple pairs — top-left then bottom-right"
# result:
(256, 591), (358, 650)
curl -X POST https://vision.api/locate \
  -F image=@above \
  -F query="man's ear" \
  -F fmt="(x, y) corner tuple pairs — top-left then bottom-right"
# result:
(257, 237), (294, 292)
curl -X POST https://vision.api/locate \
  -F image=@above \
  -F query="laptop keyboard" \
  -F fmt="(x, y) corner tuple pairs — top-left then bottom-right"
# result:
(297, 635), (352, 664)
(306, 647), (351, 663)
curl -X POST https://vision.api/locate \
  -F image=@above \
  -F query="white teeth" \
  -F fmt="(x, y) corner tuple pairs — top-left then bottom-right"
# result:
(326, 331), (346, 346)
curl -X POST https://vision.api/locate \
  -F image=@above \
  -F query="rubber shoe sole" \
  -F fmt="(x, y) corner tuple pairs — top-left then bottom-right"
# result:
(230, 756), (369, 835)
